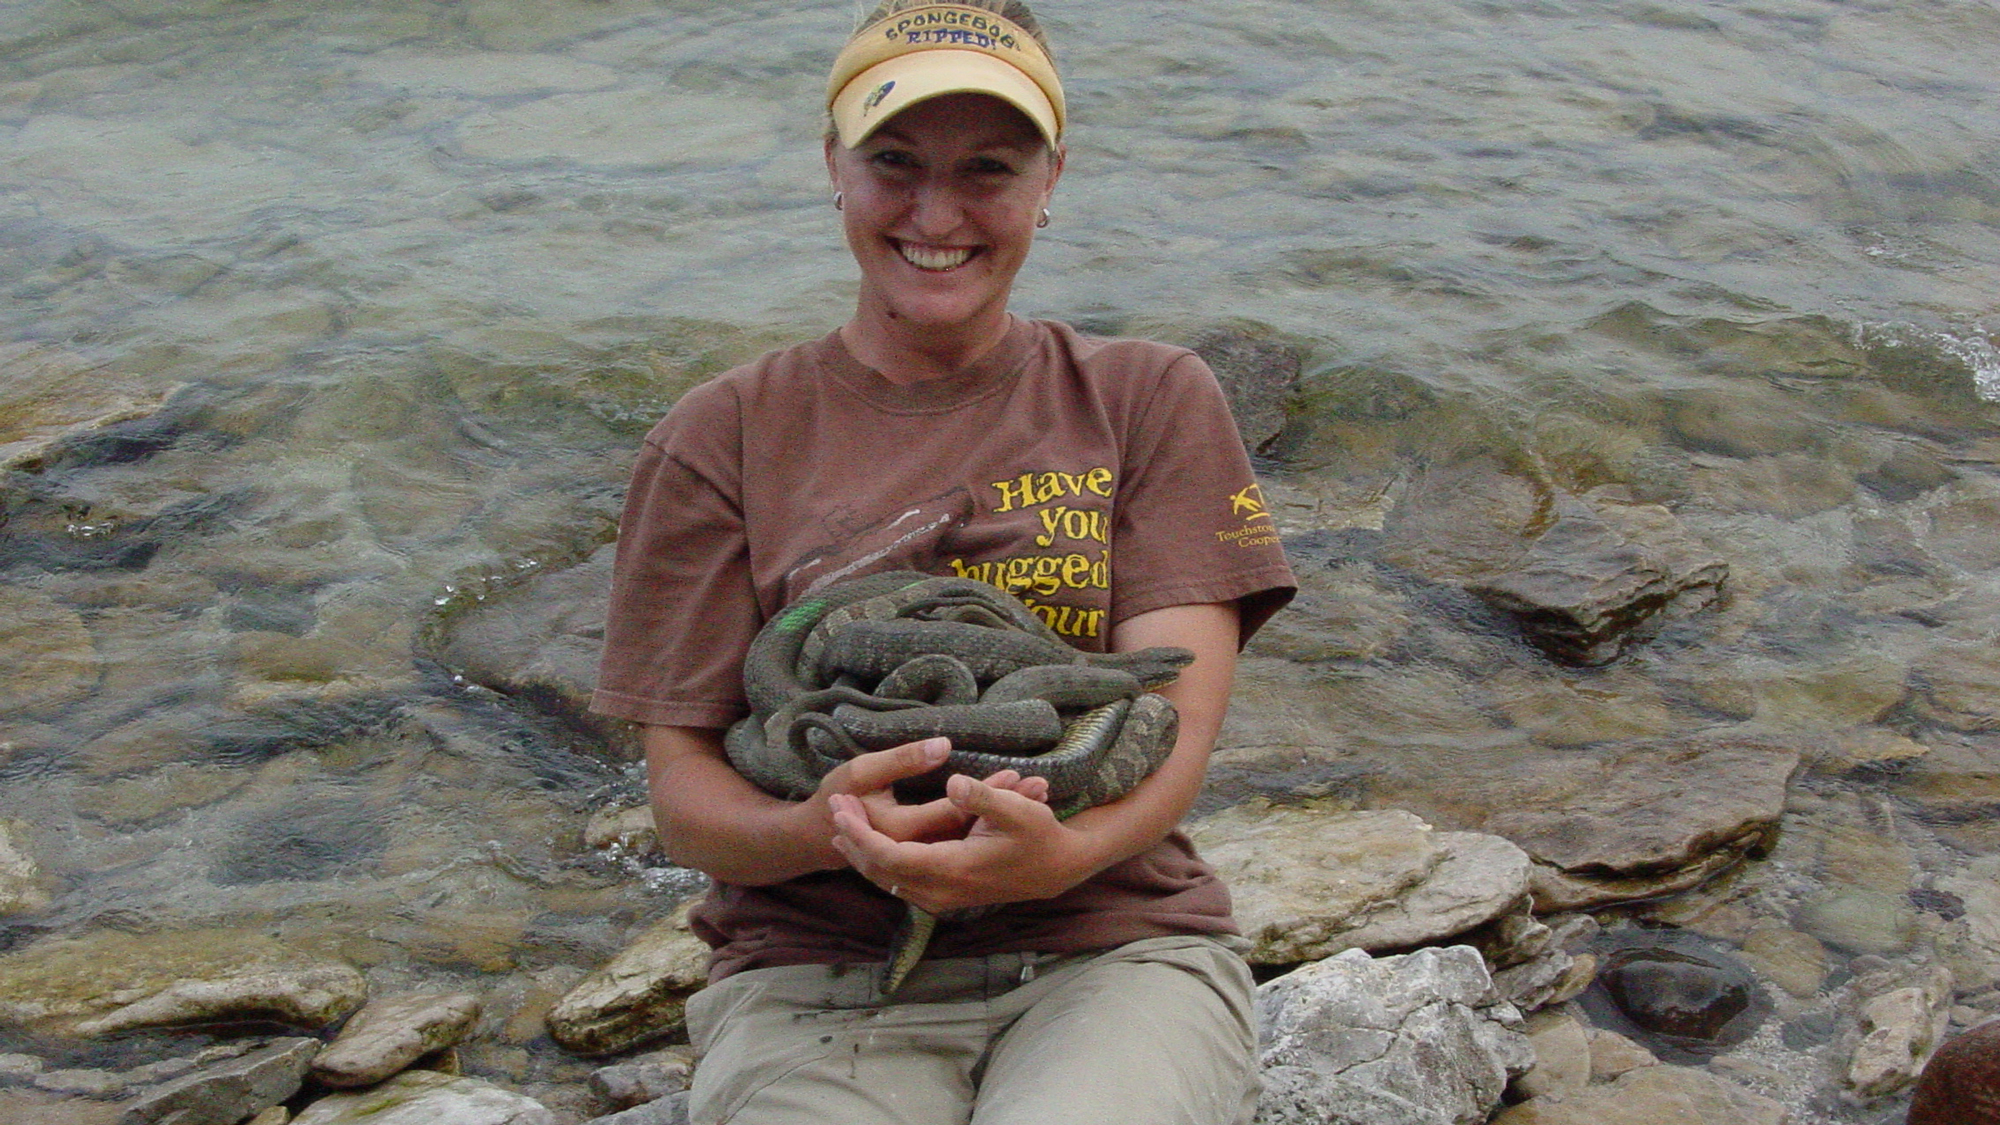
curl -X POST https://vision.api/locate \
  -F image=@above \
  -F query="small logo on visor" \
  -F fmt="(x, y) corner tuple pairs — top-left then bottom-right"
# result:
(863, 80), (895, 113)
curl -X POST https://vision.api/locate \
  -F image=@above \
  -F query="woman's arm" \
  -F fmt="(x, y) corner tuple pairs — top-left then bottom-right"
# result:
(828, 599), (1240, 913)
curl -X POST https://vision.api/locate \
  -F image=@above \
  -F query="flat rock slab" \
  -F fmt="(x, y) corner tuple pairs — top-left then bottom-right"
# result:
(1492, 1063), (1786, 1125)
(0, 817), (53, 916)
(123, 1037), (318, 1125)
(1253, 945), (1531, 1125)
(1466, 491), (1727, 666)
(1480, 738), (1797, 911)
(547, 904), (707, 1056)
(292, 1070), (553, 1125)
(313, 992), (482, 1088)
(0, 927), (365, 1038)
(1191, 804), (1529, 964)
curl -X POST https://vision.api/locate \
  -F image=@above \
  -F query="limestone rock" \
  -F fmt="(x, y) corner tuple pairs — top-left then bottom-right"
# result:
(121, 1037), (318, 1125)
(292, 1070), (554, 1125)
(1465, 490), (1727, 666)
(1252, 946), (1531, 1125)
(1483, 737), (1795, 912)
(1939, 856), (2000, 992)
(0, 1088), (126, 1125)
(1191, 803), (1529, 964)
(0, 818), (53, 916)
(546, 904), (707, 1056)
(1586, 1028), (1657, 1082)
(1740, 925), (1829, 998)
(1187, 322), (1302, 453)
(0, 928), (366, 1038)
(1492, 1063), (1786, 1124)
(1910, 1018), (2000, 1125)
(313, 992), (482, 1088)
(582, 1092), (690, 1125)
(1514, 1010), (1592, 1099)
(584, 806), (659, 857)
(589, 1047), (693, 1110)
(1846, 965), (1954, 1100)
(1911, 643), (2000, 731)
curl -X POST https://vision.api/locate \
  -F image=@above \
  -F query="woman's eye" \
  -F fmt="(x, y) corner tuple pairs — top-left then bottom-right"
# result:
(870, 150), (918, 170)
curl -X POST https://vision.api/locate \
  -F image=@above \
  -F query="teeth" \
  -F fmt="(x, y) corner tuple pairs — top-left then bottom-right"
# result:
(898, 242), (974, 271)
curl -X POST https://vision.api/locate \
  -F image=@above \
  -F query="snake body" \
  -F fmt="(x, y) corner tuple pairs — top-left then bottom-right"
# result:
(723, 571), (1189, 992)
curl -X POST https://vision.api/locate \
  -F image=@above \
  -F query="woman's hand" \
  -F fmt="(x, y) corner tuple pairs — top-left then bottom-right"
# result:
(827, 771), (1082, 914)
(809, 738), (1049, 846)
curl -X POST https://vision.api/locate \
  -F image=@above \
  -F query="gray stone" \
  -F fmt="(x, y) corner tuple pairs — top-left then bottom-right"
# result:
(0, 587), (98, 718)
(75, 964), (368, 1038)
(121, 1037), (318, 1125)
(1252, 946), (1531, 1125)
(1845, 965), (1954, 1100)
(291, 1070), (554, 1125)
(583, 1092), (689, 1125)
(589, 1047), (692, 1110)
(0, 1052), (45, 1081)
(1191, 804), (1530, 964)
(1466, 490), (1727, 666)
(33, 1068), (126, 1098)
(0, 818), (53, 917)
(314, 992), (482, 1088)
(1188, 322), (1302, 453)
(1514, 1010), (1592, 1099)
(547, 904), (707, 1056)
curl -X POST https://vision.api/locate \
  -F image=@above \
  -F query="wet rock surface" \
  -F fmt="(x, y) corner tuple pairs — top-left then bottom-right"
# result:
(1578, 938), (1768, 1063)
(122, 1036), (318, 1125)
(290, 1069), (556, 1125)
(312, 991), (482, 1088)
(544, 905), (708, 1057)
(1910, 1018), (2000, 1125)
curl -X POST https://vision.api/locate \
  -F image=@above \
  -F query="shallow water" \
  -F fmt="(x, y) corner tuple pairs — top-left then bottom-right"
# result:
(2, 0), (1998, 1120)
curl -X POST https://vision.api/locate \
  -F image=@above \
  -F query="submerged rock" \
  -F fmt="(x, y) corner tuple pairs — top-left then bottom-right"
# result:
(313, 992), (483, 1088)
(0, 928), (365, 1038)
(1252, 945), (1531, 1125)
(1466, 490), (1727, 666)
(1190, 803), (1530, 964)
(0, 818), (54, 916)
(589, 1046), (693, 1111)
(1186, 322), (1303, 454)
(1577, 932), (1769, 1063)
(1846, 965), (1954, 1100)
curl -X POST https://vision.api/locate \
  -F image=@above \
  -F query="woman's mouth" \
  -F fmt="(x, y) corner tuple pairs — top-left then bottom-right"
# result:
(895, 241), (977, 272)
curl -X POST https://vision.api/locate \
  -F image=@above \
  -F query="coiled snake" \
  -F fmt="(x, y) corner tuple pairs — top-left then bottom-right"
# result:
(724, 570), (1191, 993)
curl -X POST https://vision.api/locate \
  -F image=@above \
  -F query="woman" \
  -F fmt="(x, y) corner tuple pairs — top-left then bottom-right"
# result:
(591, 3), (1295, 1122)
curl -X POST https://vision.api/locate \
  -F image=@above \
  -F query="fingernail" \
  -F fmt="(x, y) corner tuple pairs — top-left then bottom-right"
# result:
(924, 738), (949, 761)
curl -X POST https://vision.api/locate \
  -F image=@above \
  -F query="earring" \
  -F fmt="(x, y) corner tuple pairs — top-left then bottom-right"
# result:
(1037, 208), (1051, 228)
(833, 192), (844, 211)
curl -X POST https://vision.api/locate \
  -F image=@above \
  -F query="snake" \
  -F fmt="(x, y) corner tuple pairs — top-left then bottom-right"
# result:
(723, 570), (1190, 993)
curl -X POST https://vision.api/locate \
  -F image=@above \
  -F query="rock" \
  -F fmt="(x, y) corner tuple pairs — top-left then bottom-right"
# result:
(1795, 888), (1919, 956)
(1465, 490), (1727, 666)
(0, 1051), (45, 1080)
(1190, 804), (1530, 964)
(1586, 1028), (1657, 1081)
(1251, 946), (1531, 1125)
(589, 1047), (693, 1110)
(0, 341), (184, 471)
(1910, 1019), (2000, 1125)
(1846, 965), (1954, 1100)
(1739, 925), (1829, 998)
(313, 992), (482, 1088)
(1938, 856), (2000, 992)
(0, 928), (367, 1038)
(1514, 1010), (1592, 1099)
(1577, 933), (1768, 1063)
(248, 1108), (290, 1125)
(1492, 950), (1590, 1012)
(291, 1070), (554, 1125)
(0, 587), (98, 715)
(583, 806), (658, 857)
(1911, 643), (2000, 731)
(0, 818), (53, 916)
(582, 1092), (690, 1125)
(121, 1037), (318, 1125)
(546, 904), (707, 1056)
(1483, 738), (1795, 912)
(33, 1067), (126, 1098)
(1492, 1063), (1786, 1125)
(1186, 322), (1302, 453)
(0, 1088), (126, 1125)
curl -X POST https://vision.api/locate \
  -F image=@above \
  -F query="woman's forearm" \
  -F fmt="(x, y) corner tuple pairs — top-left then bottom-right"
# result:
(643, 724), (846, 885)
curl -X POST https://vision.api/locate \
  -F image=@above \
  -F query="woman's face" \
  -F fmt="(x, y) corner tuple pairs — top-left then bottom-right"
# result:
(826, 92), (1063, 338)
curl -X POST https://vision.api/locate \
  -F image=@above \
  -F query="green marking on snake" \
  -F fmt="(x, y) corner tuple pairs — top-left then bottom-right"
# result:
(725, 571), (1189, 994)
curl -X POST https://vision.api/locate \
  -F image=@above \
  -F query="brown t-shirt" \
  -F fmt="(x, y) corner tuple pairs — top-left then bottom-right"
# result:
(592, 317), (1295, 978)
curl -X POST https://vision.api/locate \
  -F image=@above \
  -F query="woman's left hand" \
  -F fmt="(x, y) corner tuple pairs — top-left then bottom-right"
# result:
(827, 771), (1092, 913)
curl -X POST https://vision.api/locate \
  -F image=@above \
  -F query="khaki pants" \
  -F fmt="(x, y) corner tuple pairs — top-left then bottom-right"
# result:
(683, 935), (1260, 1125)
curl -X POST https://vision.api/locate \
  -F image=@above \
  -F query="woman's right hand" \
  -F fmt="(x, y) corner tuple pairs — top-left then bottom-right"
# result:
(808, 737), (1049, 846)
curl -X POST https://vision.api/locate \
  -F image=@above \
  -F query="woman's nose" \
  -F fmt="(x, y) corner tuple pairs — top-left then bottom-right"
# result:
(907, 177), (964, 236)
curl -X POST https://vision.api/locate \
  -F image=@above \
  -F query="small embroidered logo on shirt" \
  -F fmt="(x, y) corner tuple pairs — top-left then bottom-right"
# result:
(1230, 484), (1267, 516)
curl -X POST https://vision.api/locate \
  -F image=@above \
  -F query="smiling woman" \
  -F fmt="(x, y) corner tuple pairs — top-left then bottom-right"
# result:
(589, 2), (1296, 1122)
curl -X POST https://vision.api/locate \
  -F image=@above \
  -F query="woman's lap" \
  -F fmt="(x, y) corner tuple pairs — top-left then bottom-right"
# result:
(684, 935), (1259, 1125)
